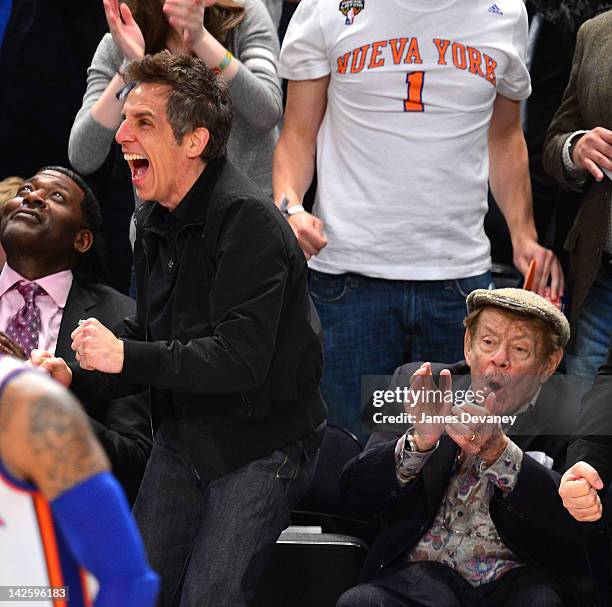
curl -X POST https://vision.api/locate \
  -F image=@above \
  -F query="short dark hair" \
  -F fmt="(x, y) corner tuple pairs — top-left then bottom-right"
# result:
(39, 166), (109, 284)
(125, 51), (233, 163)
(40, 166), (102, 234)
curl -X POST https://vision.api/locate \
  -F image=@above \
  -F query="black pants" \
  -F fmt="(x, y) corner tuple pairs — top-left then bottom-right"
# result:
(336, 562), (566, 607)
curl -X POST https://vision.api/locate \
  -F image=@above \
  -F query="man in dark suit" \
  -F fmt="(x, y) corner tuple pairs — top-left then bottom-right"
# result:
(0, 165), (151, 503)
(339, 288), (592, 607)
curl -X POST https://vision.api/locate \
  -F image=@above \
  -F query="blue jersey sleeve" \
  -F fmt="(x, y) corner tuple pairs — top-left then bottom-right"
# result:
(0, 0), (11, 49)
(51, 472), (159, 607)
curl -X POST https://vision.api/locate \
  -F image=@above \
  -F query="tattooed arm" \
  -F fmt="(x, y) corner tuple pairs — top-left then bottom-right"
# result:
(0, 371), (109, 500)
(0, 369), (159, 607)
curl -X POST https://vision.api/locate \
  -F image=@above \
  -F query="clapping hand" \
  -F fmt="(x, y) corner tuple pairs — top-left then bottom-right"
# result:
(103, 0), (145, 61)
(446, 391), (508, 465)
(406, 363), (453, 451)
(163, 0), (215, 48)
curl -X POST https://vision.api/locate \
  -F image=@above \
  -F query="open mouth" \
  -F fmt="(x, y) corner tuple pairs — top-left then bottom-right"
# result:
(124, 153), (150, 183)
(485, 376), (506, 394)
(11, 209), (42, 224)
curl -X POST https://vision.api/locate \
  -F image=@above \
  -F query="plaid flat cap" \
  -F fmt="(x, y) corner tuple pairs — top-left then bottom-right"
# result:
(466, 288), (570, 347)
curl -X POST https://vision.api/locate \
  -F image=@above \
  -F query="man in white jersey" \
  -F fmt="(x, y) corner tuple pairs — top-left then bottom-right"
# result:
(274, 0), (564, 438)
(0, 353), (158, 606)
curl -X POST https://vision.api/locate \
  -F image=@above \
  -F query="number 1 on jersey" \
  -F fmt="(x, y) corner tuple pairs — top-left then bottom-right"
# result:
(404, 71), (425, 112)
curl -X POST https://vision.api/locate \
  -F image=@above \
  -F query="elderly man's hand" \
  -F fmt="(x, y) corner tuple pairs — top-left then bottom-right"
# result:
(406, 363), (453, 451)
(446, 391), (508, 465)
(71, 318), (124, 374)
(29, 350), (73, 387)
(559, 462), (604, 522)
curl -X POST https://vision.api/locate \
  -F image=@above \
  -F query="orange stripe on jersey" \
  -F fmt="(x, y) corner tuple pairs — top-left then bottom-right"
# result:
(33, 494), (67, 607)
(79, 570), (93, 607)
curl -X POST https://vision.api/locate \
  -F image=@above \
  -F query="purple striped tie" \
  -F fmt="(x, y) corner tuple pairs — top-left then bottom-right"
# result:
(5, 283), (45, 356)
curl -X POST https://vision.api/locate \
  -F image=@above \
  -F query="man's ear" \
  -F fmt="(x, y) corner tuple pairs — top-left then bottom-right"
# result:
(463, 330), (473, 367)
(73, 229), (93, 255)
(186, 127), (210, 159)
(540, 348), (563, 383)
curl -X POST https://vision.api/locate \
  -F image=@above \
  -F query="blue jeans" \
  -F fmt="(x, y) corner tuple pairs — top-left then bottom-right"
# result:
(309, 270), (493, 439)
(133, 416), (322, 607)
(564, 269), (612, 378)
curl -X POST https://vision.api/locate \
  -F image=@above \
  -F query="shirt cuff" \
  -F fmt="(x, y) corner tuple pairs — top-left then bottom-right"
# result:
(561, 130), (589, 183)
(395, 433), (437, 486)
(477, 438), (523, 495)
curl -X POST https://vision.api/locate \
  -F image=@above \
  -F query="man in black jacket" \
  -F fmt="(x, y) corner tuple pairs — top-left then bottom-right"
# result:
(339, 288), (592, 607)
(39, 52), (326, 606)
(560, 341), (612, 523)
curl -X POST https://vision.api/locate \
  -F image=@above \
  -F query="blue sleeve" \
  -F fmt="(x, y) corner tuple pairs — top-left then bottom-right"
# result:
(0, 0), (11, 50)
(51, 472), (159, 607)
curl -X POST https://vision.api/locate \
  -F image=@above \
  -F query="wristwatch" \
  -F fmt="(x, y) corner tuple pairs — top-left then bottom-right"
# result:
(279, 194), (306, 219)
(404, 427), (437, 453)
(404, 428), (419, 453)
(562, 130), (588, 172)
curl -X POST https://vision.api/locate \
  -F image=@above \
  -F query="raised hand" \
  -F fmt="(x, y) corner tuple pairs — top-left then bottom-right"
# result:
(446, 391), (508, 465)
(163, 0), (211, 49)
(406, 363), (453, 451)
(559, 461), (604, 522)
(103, 0), (145, 61)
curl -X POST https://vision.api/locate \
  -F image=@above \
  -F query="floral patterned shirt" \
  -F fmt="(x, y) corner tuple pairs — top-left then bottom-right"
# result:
(395, 436), (524, 586)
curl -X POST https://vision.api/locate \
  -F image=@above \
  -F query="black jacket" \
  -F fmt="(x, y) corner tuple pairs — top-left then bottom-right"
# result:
(73, 158), (326, 479)
(344, 362), (593, 602)
(565, 344), (612, 606)
(567, 343), (612, 490)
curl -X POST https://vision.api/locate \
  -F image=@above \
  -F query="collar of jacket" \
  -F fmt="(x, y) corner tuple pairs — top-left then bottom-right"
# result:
(135, 156), (227, 235)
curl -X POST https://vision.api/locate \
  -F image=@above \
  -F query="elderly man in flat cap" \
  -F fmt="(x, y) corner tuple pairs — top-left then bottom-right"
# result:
(337, 288), (594, 607)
